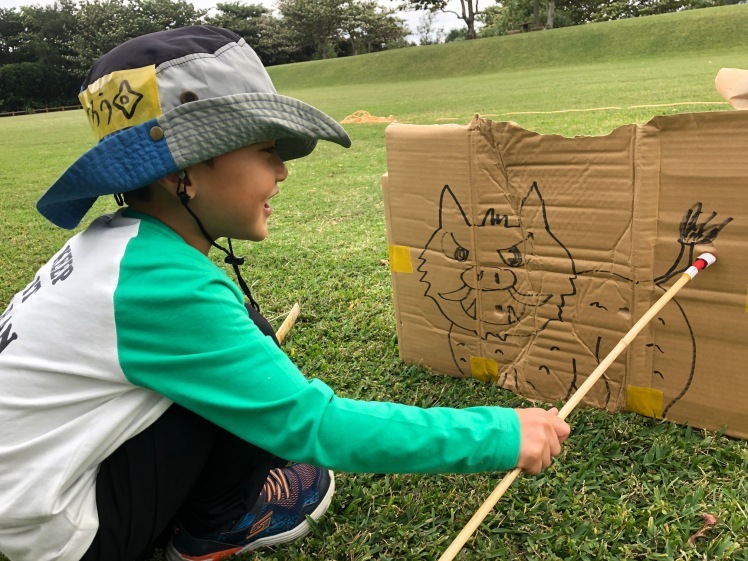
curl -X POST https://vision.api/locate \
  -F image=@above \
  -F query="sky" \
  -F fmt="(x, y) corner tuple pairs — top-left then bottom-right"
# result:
(0, 0), (467, 41)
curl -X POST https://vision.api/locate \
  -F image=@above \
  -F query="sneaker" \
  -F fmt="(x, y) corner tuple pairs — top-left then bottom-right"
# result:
(166, 464), (334, 561)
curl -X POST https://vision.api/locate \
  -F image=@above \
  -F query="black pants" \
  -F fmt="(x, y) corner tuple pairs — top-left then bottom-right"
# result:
(81, 306), (284, 561)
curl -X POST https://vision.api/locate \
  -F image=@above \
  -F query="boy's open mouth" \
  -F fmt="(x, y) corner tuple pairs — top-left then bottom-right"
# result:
(265, 190), (279, 212)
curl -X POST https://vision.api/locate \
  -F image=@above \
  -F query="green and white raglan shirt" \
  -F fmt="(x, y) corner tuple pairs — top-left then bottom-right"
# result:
(0, 210), (521, 561)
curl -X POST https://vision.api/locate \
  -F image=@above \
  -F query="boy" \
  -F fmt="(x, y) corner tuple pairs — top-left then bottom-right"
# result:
(0, 26), (569, 561)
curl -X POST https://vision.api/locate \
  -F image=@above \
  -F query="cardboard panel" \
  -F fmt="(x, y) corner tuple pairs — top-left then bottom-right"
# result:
(645, 113), (748, 434)
(383, 112), (748, 439)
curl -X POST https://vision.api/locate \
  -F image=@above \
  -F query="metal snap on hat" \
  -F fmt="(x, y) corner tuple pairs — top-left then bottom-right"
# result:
(36, 25), (352, 229)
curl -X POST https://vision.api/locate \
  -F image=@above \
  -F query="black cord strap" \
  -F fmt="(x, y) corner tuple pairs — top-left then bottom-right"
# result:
(177, 174), (260, 312)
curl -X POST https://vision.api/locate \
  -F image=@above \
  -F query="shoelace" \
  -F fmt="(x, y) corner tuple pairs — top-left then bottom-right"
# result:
(263, 468), (291, 502)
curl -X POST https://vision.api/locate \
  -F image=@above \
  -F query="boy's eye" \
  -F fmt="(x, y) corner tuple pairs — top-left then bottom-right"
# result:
(262, 146), (278, 154)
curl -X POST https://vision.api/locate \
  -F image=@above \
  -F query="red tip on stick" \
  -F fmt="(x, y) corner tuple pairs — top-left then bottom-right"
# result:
(685, 252), (716, 279)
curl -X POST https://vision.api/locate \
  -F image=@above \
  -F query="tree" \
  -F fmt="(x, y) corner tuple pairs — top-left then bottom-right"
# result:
(278, 0), (407, 60)
(487, 0), (570, 35)
(131, 0), (206, 31)
(0, 59), (80, 111)
(0, 1), (78, 68)
(416, 11), (445, 44)
(205, 1), (268, 46)
(477, 1), (532, 36)
(0, 1), (81, 111)
(278, 0), (346, 60)
(590, 0), (714, 21)
(67, 0), (205, 72)
(397, 0), (482, 39)
(477, 0), (719, 37)
(254, 13), (303, 65)
(445, 27), (467, 41)
(18, 1), (78, 66)
(0, 8), (29, 66)
(340, 1), (409, 55)
(205, 2), (300, 65)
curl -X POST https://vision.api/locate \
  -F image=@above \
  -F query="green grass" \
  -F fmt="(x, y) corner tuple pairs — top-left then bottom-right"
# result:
(268, 4), (748, 89)
(1, 6), (747, 561)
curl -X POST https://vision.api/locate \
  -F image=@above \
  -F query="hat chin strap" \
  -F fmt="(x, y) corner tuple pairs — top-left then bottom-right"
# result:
(177, 171), (261, 312)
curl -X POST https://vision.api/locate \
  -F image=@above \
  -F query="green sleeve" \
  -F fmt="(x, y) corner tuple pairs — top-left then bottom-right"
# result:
(114, 225), (520, 474)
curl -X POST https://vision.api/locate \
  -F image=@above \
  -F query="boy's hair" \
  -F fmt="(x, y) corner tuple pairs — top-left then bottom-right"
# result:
(123, 186), (152, 204)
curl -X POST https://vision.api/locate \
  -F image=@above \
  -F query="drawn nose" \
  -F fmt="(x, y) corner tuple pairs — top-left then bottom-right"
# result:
(477, 268), (515, 290)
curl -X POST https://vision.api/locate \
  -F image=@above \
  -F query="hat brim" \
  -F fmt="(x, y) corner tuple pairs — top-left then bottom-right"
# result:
(37, 92), (351, 229)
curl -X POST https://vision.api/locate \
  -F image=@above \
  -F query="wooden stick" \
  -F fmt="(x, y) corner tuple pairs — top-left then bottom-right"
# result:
(439, 254), (716, 561)
(275, 303), (300, 345)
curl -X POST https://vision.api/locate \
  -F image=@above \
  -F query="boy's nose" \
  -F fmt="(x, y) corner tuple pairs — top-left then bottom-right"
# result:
(276, 159), (289, 182)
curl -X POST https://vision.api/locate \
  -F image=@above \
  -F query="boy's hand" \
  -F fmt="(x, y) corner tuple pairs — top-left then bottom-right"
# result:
(514, 407), (570, 475)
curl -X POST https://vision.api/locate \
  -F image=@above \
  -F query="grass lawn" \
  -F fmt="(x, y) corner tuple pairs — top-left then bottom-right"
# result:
(1, 6), (747, 561)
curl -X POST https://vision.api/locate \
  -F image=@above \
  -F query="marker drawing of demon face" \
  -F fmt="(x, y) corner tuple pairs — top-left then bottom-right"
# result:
(417, 182), (576, 376)
(415, 183), (733, 414)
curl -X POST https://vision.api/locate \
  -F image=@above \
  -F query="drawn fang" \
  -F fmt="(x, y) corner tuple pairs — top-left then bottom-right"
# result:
(463, 298), (477, 319)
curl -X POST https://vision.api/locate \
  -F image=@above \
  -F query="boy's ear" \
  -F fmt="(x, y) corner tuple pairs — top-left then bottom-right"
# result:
(154, 171), (197, 200)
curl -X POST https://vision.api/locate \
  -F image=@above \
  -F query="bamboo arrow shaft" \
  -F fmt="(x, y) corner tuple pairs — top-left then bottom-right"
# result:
(558, 271), (690, 420)
(275, 303), (300, 345)
(438, 466), (522, 561)
(440, 253), (715, 561)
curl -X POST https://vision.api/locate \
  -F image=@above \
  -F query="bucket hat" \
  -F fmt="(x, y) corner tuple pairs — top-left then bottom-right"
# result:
(36, 25), (352, 229)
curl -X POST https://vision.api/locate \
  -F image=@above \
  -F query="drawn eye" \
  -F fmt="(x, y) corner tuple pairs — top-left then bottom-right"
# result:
(441, 233), (469, 262)
(498, 245), (523, 267)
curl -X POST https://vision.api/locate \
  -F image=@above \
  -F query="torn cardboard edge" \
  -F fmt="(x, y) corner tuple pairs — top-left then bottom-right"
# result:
(715, 68), (748, 110)
(382, 111), (748, 440)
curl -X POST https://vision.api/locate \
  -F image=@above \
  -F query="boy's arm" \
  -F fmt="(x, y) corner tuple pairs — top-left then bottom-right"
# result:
(114, 245), (522, 474)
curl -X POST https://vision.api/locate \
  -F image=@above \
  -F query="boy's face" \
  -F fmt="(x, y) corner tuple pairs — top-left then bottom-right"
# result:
(187, 141), (288, 242)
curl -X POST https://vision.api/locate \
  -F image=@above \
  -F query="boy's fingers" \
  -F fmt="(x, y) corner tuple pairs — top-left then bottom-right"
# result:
(554, 417), (571, 443)
(548, 430), (561, 457)
(546, 407), (571, 444)
(515, 407), (571, 475)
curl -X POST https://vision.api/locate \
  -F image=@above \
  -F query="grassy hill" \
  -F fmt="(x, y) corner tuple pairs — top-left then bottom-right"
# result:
(1, 5), (747, 561)
(269, 4), (748, 89)
(264, 4), (748, 137)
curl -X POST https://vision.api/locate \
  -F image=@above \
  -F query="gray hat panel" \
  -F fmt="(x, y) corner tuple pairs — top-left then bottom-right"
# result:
(160, 93), (350, 168)
(156, 39), (277, 113)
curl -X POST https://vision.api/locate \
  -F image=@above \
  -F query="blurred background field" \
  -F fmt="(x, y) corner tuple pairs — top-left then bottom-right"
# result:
(1, 5), (746, 560)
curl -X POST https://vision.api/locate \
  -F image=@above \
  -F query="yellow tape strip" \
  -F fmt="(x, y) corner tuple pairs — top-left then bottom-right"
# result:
(388, 245), (413, 274)
(79, 65), (161, 140)
(626, 385), (663, 419)
(470, 357), (499, 383)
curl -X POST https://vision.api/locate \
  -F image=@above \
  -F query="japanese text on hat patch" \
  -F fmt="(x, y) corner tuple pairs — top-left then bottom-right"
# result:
(80, 65), (162, 141)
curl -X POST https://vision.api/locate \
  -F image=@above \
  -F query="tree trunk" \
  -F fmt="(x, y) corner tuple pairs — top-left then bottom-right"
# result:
(547, 1), (555, 29)
(465, 0), (476, 39)
(466, 17), (476, 39)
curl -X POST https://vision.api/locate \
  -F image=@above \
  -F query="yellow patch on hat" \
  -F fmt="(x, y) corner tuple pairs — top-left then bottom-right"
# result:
(79, 65), (162, 141)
